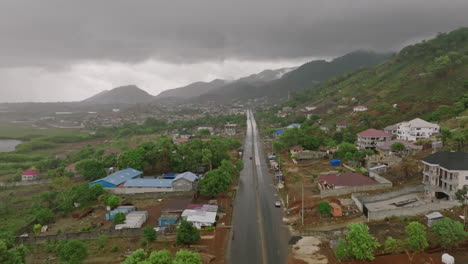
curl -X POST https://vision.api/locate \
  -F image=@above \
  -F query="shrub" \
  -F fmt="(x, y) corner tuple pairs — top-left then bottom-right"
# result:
(384, 236), (404, 254)
(176, 220), (200, 245)
(143, 226), (157, 243)
(432, 217), (468, 248)
(56, 240), (88, 264)
(345, 223), (380, 260)
(113, 212), (126, 225)
(405, 221), (428, 252)
(317, 201), (332, 216)
(110, 245), (119, 252)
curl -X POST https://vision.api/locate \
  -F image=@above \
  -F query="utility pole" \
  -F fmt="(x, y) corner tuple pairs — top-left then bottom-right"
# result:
(301, 181), (304, 226)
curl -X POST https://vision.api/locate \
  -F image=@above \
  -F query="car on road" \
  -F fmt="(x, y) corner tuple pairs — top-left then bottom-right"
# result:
(274, 200), (281, 207)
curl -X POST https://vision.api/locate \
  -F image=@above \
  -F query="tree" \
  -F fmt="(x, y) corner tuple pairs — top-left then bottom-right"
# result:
(106, 195), (121, 209)
(33, 207), (54, 225)
(176, 220), (200, 245)
(316, 201), (332, 216)
(143, 226), (157, 243)
(172, 250), (202, 264)
(56, 240), (88, 264)
(455, 185), (468, 226)
(198, 169), (231, 197)
(390, 142), (405, 152)
(405, 221), (428, 252)
(0, 240), (27, 264)
(75, 159), (106, 181)
(113, 212), (126, 225)
(201, 148), (213, 171)
(118, 147), (146, 171)
(345, 223), (380, 260)
(432, 217), (468, 248)
(147, 250), (172, 264)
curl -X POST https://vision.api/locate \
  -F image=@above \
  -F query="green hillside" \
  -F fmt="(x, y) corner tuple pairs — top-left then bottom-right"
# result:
(291, 27), (468, 123)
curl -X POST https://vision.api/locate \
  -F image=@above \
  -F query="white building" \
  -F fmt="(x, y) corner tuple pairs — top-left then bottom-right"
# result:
(397, 118), (439, 141)
(353, 105), (368, 112)
(421, 151), (468, 200)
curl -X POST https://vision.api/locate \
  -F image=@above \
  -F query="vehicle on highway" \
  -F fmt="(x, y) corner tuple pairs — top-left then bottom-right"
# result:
(249, 156), (252, 160)
(274, 200), (281, 207)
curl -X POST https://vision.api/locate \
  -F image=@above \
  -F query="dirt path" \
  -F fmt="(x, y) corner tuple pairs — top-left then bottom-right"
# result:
(291, 236), (328, 264)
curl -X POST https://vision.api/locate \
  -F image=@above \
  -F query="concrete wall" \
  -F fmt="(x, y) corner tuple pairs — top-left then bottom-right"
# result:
(354, 185), (426, 207)
(17, 228), (177, 244)
(109, 187), (174, 194)
(117, 190), (195, 199)
(319, 172), (392, 198)
(172, 179), (196, 192)
(367, 200), (458, 221)
(319, 183), (391, 198)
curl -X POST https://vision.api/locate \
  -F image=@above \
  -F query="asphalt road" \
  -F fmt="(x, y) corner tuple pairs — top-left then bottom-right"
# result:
(229, 110), (289, 264)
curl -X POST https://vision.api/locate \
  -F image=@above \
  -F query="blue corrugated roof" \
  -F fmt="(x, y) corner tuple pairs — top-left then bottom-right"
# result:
(273, 129), (285, 135)
(91, 168), (142, 186)
(174, 171), (198, 182)
(124, 178), (173, 188)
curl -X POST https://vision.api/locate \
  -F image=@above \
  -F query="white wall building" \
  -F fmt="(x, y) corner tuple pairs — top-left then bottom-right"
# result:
(353, 105), (368, 112)
(421, 151), (468, 200)
(397, 118), (439, 141)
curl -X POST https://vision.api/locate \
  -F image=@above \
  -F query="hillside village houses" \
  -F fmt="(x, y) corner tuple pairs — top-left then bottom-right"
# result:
(396, 118), (440, 141)
(421, 151), (468, 200)
(356, 129), (393, 150)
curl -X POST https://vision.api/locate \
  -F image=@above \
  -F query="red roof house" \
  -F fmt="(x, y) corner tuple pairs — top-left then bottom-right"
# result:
(357, 129), (393, 150)
(22, 169), (40, 181)
(317, 172), (378, 188)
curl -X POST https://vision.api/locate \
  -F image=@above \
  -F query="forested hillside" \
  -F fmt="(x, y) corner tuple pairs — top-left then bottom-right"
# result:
(291, 27), (468, 122)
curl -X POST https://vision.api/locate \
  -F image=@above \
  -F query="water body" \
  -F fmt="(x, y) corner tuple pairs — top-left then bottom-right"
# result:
(0, 139), (22, 152)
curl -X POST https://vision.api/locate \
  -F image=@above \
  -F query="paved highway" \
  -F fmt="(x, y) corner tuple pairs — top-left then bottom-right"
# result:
(229, 110), (289, 264)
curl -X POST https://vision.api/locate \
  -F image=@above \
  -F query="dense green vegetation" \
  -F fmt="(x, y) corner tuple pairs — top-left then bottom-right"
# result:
(122, 249), (202, 264)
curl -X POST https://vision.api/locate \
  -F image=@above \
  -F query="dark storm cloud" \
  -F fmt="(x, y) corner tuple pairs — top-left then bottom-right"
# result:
(1, 0), (467, 67)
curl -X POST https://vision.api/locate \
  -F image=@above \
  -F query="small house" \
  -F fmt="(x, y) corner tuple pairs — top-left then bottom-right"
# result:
(353, 105), (368, 112)
(21, 169), (40, 181)
(425, 212), (443, 227)
(172, 171), (199, 192)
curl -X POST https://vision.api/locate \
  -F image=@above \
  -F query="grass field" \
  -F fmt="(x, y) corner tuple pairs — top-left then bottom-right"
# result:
(0, 122), (88, 139)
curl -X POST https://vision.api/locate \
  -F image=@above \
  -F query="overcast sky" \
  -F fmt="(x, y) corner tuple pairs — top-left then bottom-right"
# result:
(0, 0), (467, 102)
